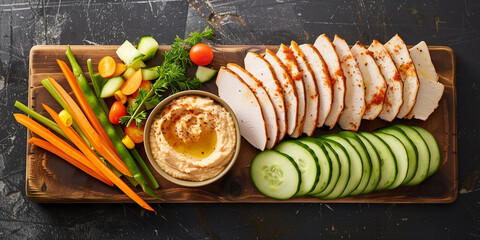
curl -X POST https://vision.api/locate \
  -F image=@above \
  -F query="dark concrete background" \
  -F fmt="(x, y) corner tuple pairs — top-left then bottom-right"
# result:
(1, 0), (480, 239)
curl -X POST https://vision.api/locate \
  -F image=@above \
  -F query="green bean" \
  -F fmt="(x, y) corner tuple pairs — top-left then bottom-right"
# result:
(14, 101), (67, 139)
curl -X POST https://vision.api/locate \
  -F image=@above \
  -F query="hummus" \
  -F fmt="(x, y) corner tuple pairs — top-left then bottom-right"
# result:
(149, 95), (236, 181)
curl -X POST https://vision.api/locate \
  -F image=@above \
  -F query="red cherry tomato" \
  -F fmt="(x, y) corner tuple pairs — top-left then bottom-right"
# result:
(125, 122), (145, 143)
(109, 101), (127, 124)
(189, 43), (213, 66)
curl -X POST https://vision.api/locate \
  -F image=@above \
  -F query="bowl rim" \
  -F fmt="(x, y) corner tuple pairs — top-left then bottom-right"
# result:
(143, 90), (241, 187)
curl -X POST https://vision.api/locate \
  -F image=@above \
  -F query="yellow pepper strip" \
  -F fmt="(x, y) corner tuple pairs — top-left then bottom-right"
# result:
(122, 135), (135, 149)
(114, 90), (127, 104)
(58, 110), (72, 127)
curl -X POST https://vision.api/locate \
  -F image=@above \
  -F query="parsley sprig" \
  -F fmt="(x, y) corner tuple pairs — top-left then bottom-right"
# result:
(120, 26), (214, 127)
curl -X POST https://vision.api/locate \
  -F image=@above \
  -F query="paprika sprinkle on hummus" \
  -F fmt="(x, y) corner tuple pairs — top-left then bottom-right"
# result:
(149, 95), (236, 181)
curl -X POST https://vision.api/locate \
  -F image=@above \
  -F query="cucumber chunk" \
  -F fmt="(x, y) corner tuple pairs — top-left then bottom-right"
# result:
(298, 138), (332, 195)
(410, 125), (441, 178)
(116, 40), (144, 65)
(378, 126), (418, 184)
(275, 141), (320, 196)
(127, 58), (147, 70)
(395, 124), (430, 186)
(311, 140), (341, 198)
(195, 66), (218, 83)
(358, 132), (397, 190)
(123, 67), (136, 79)
(251, 150), (301, 200)
(374, 132), (409, 189)
(100, 76), (125, 98)
(142, 67), (160, 81)
(137, 35), (158, 61)
(356, 133), (381, 194)
(321, 135), (363, 198)
(314, 139), (350, 199)
(338, 131), (372, 196)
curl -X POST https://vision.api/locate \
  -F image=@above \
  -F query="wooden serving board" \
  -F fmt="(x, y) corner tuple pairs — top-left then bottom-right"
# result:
(26, 45), (457, 203)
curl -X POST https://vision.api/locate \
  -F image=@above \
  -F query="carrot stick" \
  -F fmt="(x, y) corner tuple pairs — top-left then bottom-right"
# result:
(56, 59), (116, 152)
(28, 137), (113, 186)
(42, 105), (154, 211)
(47, 77), (132, 177)
(13, 114), (107, 180)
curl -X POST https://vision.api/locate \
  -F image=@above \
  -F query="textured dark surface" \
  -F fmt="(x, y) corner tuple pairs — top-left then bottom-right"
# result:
(1, 0), (479, 239)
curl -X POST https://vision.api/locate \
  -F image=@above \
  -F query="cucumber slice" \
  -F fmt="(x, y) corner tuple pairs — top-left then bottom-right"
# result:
(395, 124), (430, 185)
(274, 141), (320, 196)
(314, 139), (350, 199)
(100, 76), (125, 98)
(123, 67), (136, 79)
(251, 150), (301, 200)
(311, 140), (340, 197)
(378, 126), (418, 184)
(374, 132), (409, 189)
(195, 66), (218, 83)
(358, 132), (397, 190)
(410, 125), (441, 178)
(116, 40), (144, 65)
(142, 66), (160, 81)
(338, 131), (372, 196)
(137, 35), (158, 61)
(298, 138), (332, 195)
(356, 133), (381, 194)
(321, 135), (363, 198)
(127, 58), (147, 70)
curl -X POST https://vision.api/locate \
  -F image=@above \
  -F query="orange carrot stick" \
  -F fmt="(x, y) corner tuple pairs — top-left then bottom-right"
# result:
(56, 59), (116, 152)
(28, 137), (113, 186)
(47, 77), (132, 177)
(43, 105), (154, 211)
(13, 114), (107, 180)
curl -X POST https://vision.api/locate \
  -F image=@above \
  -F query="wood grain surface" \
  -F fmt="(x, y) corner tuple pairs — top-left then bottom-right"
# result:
(26, 45), (457, 203)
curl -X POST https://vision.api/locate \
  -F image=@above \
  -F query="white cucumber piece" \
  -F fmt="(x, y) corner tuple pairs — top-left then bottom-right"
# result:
(100, 76), (125, 98)
(127, 58), (147, 70)
(116, 40), (144, 65)
(374, 132), (409, 189)
(251, 150), (300, 200)
(137, 35), (158, 61)
(142, 67), (160, 80)
(274, 141), (320, 196)
(196, 66), (218, 83)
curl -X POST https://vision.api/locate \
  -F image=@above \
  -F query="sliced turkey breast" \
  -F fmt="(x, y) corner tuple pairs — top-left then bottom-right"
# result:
(409, 41), (444, 120)
(333, 35), (365, 132)
(216, 67), (267, 150)
(299, 43), (332, 128)
(384, 34), (420, 119)
(264, 49), (298, 136)
(227, 63), (279, 149)
(290, 41), (319, 136)
(244, 52), (287, 141)
(368, 39), (403, 122)
(351, 42), (387, 120)
(276, 43), (306, 138)
(313, 34), (345, 129)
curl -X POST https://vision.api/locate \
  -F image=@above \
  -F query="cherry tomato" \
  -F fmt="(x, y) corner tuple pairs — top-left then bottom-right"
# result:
(132, 80), (151, 98)
(109, 101), (127, 124)
(189, 43), (213, 66)
(125, 122), (145, 144)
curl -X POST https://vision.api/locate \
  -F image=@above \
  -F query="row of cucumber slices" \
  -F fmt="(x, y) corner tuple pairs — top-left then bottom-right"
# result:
(251, 124), (440, 200)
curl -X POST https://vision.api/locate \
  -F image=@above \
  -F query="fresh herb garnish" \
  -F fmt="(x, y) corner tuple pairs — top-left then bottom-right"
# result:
(120, 26), (214, 127)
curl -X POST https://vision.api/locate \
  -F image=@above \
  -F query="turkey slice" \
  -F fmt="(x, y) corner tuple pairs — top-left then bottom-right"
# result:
(264, 49), (298, 136)
(351, 42), (387, 120)
(409, 41), (444, 120)
(384, 34), (420, 119)
(244, 52), (287, 141)
(333, 35), (365, 132)
(276, 43), (306, 138)
(299, 43), (332, 127)
(290, 41), (319, 136)
(368, 39), (403, 122)
(227, 63), (279, 149)
(313, 34), (345, 128)
(216, 67), (267, 150)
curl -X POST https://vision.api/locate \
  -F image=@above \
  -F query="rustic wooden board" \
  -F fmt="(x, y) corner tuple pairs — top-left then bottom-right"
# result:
(26, 45), (457, 203)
